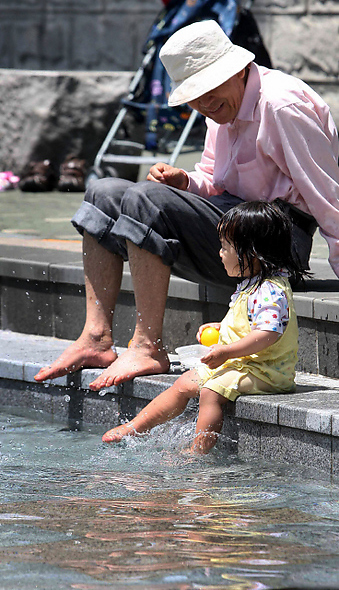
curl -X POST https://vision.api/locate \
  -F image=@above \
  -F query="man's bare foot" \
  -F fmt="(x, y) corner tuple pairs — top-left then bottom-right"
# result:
(102, 421), (141, 443)
(34, 335), (117, 382)
(89, 342), (170, 390)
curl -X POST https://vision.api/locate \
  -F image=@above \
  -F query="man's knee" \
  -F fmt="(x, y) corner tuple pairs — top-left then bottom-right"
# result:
(83, 177), (134, 219)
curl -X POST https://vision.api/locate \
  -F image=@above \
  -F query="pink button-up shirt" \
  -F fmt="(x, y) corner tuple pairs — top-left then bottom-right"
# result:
(187, 63), (339, 278)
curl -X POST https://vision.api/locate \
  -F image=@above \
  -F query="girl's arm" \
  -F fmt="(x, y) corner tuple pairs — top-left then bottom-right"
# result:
(201, 329), (280, 370)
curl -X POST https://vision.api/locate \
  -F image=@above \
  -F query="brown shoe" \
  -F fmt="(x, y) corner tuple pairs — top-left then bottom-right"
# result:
(19, 160), (58, 192)
(58, 156), (86, 192)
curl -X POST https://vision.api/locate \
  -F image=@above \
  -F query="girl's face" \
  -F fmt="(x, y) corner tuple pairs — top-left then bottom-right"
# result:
(219, 238), (242, 277)
(219, 237), (259, 278)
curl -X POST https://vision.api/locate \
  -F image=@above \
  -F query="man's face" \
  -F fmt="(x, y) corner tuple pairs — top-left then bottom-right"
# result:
(188, 69), (246, 124)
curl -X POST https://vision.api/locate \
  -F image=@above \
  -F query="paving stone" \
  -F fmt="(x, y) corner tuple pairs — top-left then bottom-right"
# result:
(332, 436), (339, 477)
(235, 395), (279, 424)
(1, 278), (53, 336)
(82, 393), (120, 429)
(0, 358), (23, 380)
(132, 374), (178, 401)
(237, 419), (261, 460)
(1, 326), (339, 473)
(23, 361), (68, 387)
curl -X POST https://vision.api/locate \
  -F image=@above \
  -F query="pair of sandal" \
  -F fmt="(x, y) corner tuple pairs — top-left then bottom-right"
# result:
(19, 156), (87, 192)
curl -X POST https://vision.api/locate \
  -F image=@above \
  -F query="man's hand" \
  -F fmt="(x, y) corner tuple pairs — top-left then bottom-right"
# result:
(147, 162), (189, 190)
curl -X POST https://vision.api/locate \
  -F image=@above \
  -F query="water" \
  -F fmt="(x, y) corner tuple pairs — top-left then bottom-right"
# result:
(0, 412), (339, 590)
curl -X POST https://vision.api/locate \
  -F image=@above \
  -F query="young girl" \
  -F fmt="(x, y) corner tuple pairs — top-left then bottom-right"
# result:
(102, 201), (308, 453)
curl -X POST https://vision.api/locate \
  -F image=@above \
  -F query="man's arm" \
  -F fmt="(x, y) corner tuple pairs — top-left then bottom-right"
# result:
(272, 103), (339, 277)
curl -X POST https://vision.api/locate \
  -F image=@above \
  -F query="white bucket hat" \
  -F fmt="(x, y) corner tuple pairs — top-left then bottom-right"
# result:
(159, 20), (255, 107)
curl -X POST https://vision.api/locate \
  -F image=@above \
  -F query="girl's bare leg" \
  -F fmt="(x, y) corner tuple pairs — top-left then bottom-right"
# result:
(34, 232), (122, 381)
(190, 387), (231, 454)
(90, 241), (172, 389)
(102, 369), (201, 442)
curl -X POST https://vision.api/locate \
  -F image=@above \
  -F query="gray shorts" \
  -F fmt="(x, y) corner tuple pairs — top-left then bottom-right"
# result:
(71, 177), (314, 288)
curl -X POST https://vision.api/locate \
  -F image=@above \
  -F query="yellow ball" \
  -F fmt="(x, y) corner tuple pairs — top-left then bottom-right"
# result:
(200, 326), (219, 347)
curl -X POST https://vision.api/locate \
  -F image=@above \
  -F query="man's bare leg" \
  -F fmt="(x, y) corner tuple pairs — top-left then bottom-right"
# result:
(90, 241), (172, 389)
(34, 232), (123, 381)
(102, 369), (200, 442)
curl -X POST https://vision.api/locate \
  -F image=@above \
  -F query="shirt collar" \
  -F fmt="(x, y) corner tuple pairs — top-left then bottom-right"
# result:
(236, 62), (261, 122)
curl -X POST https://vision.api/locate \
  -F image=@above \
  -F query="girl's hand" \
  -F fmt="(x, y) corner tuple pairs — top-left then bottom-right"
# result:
(147, 162), (189, 190)
(200, 344), (229, 370)
(196, 322), (221, 343)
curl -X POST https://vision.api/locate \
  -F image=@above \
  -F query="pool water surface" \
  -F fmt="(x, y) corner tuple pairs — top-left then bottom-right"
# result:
(0, 412), (338, 590)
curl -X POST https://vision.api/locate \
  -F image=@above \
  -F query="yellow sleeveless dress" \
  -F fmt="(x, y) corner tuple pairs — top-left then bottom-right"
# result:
(197, 276), (298, 401)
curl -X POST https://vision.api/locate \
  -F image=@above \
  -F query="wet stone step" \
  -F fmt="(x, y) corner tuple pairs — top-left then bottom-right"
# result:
(1, 330), (339, 476)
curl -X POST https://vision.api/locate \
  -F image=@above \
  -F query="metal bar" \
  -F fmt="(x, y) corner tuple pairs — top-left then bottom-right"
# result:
(101, 154), (171, 165)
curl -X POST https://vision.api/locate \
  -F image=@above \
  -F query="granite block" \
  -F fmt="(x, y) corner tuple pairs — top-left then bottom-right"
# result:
(49, 263), (84, 286)
(23, 361), (68, 386)
(0, 258), (49, 281)
(296, 317), (319, 374)
(163, 298), (205, 352)
(1, 278), (53, 336)
(235, 395), (279, 424)
(293, 293), (314, 319)
(0, 358), (23, 380)
(277, 390), (339, 434)
(220, 413), (238, 453)
(111, 292), (136, 349)
(253, 0), (307, 14)
(80, 368), (118, 392)
(309, 0), (339, 13)
(313, 297), (339, 322)
(205, 283), (234, 305)
(167, 275), (202, 302)
(53, 282), (86, 341)
(0, 380), (53, 415)
(119, 395), (148, 422)
(331, 412), (339, 437)
(273, 425), (332, 473)
(82, 393), (119, 428)
(332, 436), (339, 477)
(50, 385), (85, 429)
(132, 374), (177, 400)
(318, 321), (339, 379)
(237, 419), (261, 460)
(278, 403), (332, 435)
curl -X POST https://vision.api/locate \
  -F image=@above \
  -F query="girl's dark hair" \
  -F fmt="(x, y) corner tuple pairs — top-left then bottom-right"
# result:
(217, 201), (309, 286)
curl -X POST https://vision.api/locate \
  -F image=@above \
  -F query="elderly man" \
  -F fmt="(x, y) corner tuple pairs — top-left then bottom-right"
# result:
(35, 20), (339, 389)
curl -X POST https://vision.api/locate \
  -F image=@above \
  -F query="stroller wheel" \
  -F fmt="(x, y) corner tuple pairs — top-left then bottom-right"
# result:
(85, 166), (104, 189)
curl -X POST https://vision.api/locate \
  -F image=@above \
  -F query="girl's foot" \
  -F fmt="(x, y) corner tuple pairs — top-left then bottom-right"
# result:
(102, 422), (141, 443)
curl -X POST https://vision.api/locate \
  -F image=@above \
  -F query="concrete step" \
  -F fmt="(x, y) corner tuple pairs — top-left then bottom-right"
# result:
(0, 242), (339, 378)
(1, 329), (339, 476)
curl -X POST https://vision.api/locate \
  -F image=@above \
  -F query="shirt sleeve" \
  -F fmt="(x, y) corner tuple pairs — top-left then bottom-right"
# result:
(269, 102), (339, 278)
(248, 281), (289, 334)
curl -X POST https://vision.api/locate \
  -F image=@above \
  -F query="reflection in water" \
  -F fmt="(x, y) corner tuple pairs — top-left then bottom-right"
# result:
(0, 413), (338, 589)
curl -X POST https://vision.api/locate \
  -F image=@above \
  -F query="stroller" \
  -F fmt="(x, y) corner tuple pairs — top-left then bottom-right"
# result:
(86, 0), (271, 185)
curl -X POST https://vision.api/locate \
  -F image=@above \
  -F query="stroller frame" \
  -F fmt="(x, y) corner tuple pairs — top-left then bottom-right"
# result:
(87, 44), (200, 185)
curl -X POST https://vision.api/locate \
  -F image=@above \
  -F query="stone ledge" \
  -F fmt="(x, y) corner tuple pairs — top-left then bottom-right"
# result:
(1, 329), (339, 436)
(1, 330), (339, 475)
(0, 245), (338, 322)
